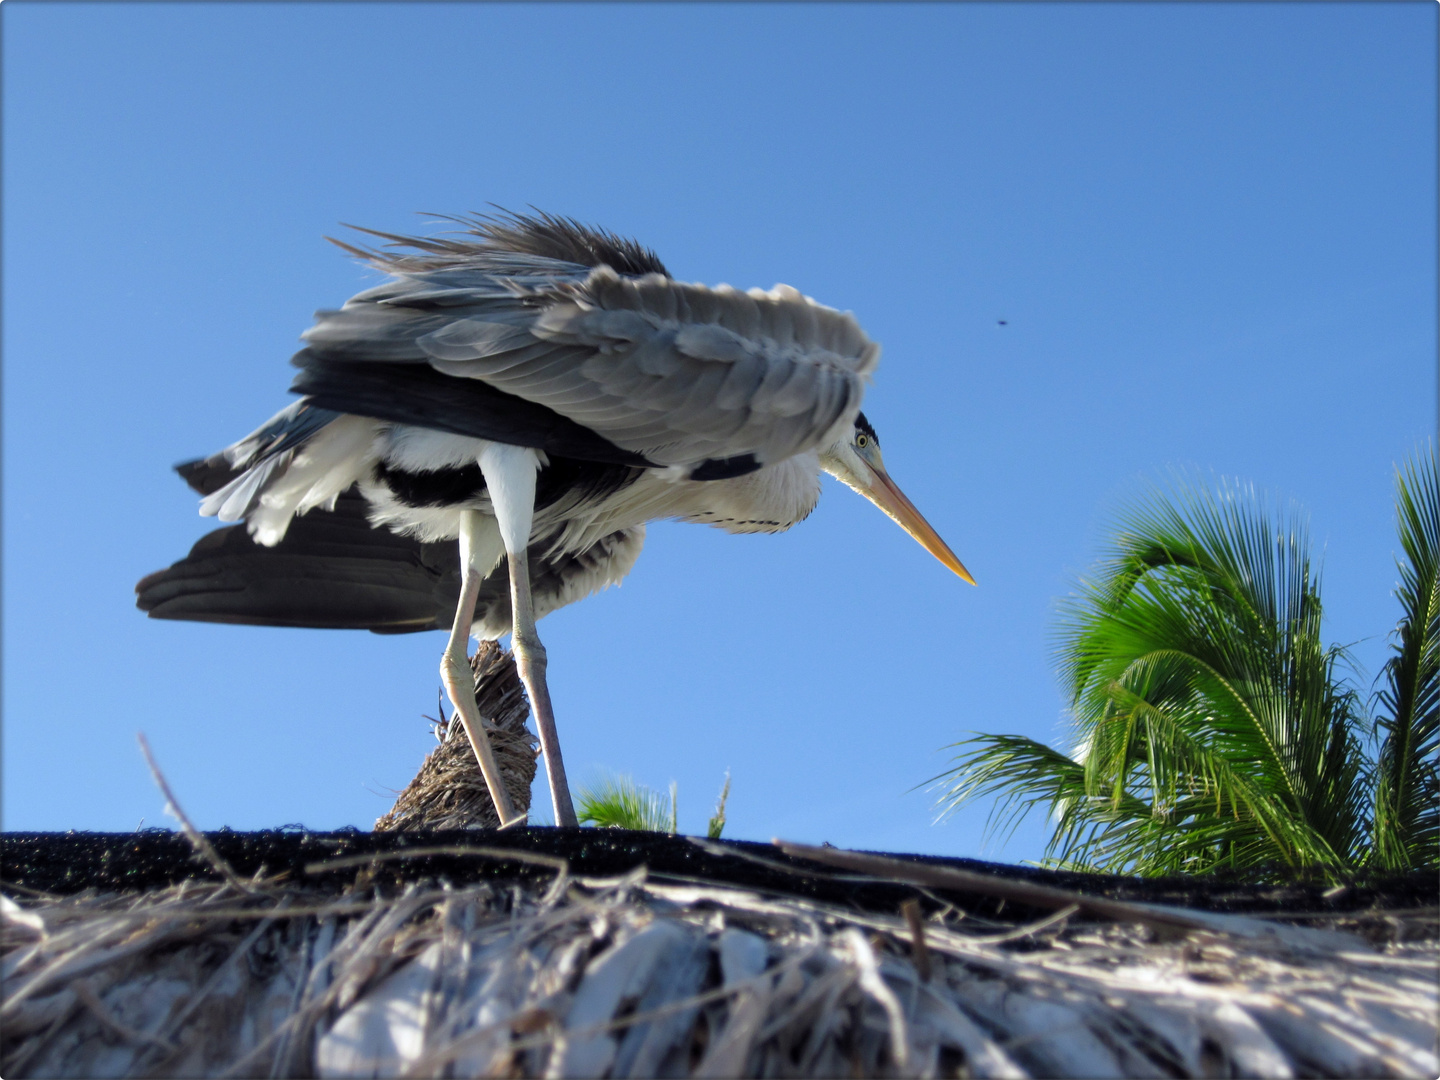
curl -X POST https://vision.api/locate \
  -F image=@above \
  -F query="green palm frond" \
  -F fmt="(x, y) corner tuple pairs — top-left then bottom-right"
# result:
(576, 774), (675, 833)
(1372, 444), (1440, 869)
(937, 473), (1370, 880)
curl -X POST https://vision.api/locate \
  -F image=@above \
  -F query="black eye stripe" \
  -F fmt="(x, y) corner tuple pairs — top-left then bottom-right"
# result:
(854, 411), (879, 449)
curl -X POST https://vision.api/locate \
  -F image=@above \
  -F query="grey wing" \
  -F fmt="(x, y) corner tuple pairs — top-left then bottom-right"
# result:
(299, 264), (879, 470)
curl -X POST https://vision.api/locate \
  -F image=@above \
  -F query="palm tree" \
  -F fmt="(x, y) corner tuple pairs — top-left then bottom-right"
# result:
(935, 448), (1437, 880)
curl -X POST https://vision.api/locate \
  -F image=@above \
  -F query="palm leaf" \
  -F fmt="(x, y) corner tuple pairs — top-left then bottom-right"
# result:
(576, 774), (675, 832)
(938, 473), (1369, 879)
(1372, 444), (1440, 869)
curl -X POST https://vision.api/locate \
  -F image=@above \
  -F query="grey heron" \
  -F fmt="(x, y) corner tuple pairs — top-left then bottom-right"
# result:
(137, 211), (974, 828)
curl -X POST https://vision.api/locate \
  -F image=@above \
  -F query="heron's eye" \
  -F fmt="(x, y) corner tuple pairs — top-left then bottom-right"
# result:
(856, 434), (869, 449)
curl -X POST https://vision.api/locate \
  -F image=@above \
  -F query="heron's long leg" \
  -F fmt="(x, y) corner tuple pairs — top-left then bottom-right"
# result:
(441, 510), (523, 828)
(479, 443), (578, 828)
(505, 549), (578, 826)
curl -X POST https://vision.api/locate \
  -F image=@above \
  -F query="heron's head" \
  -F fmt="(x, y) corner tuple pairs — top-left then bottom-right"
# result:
(818, 413), (976, 584)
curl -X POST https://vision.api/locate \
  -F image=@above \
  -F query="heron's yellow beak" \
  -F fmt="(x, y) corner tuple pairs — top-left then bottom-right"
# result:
(863, 465), (976, 585)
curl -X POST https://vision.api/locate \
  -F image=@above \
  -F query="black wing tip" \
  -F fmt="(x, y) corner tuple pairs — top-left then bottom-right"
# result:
(134, 567), (173, 608)
(133, 509), (460, 634)
(175, 456), (236, 495)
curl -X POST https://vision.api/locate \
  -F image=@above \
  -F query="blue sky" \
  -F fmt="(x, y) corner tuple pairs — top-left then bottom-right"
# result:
(4, 3), (1434, 862)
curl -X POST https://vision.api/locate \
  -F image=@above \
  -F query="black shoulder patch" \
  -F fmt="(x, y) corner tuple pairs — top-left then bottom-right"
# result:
(373, 460), (486, 508)
(689, 454), (761, 482)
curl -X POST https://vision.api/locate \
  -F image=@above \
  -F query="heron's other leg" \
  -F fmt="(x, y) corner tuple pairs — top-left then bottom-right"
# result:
(441, 510), (523, 828)
(505, 548), (578, 826)
(479, 443), (578, 828)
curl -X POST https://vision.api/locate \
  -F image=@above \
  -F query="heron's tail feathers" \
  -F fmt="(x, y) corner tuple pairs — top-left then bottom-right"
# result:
(183, 402), (380, 545)
(137, 491), (460, 633)
(138, 491), (647, 637)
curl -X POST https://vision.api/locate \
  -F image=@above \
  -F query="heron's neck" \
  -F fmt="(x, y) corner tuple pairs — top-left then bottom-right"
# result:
(677, 451), (823, 534)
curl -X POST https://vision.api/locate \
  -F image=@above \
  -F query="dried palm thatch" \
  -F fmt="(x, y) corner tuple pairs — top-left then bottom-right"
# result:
(2, 836), (1436, 1079)
(5, 649), (1435, 1076)
(375, 641), (538, 832)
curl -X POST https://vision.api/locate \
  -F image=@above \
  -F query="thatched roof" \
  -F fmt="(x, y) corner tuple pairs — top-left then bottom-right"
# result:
(2, 828), (1435, 1078)
(374, 642), (539, 833)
